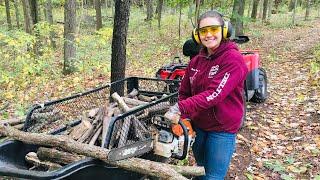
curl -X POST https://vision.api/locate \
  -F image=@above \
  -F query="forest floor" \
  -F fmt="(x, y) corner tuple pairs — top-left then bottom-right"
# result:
(225, 19), (320, 179)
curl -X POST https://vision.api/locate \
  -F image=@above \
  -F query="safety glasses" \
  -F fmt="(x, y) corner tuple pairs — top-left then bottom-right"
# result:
(197, 25), (222, 36)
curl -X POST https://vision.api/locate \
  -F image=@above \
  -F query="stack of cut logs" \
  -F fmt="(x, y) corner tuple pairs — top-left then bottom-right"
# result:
(24, 89), (172, 171)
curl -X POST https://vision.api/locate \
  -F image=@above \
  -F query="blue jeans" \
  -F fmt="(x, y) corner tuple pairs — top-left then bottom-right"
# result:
(192, 128), (236, 180)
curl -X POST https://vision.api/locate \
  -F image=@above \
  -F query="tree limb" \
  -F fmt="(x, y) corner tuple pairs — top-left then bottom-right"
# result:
(0, 124), (192, 179)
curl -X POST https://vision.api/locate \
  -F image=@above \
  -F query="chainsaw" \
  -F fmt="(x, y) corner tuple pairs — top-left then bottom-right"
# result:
(151, 116), (195, 159)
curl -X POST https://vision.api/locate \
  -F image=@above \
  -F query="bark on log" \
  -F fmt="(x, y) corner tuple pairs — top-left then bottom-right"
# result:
(101, 106), (116, 148)
(123, 97), (148, 106)
(138, 94), (157, 102)
(13, 123), (24, 130)
(25, 152), (62, 170)
(69, 118), (92, 141)
(127, 88), (139, 98)
(88, 108), (100, 119)
(34, 147), (204, 177)
(37, 147), (85, 165)
(89, 125), (102, 145)
(0, 117), (25, 126)
(111, 92), (149, 147)
(0, 124), (189, 179)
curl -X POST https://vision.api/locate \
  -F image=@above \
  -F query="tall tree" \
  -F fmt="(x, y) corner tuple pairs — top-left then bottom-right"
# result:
(289, 0), (295, 11)
(156, 0), (164, 28)
(262, 0), (268, 22)
(5, 0), (12, 29)
(292, 0), (298, 25)
(22, 0), (33, 34)
(251, 0), (259, 19)
(195, 0), (201, 23)
(267, 0), (273, 20)
(29, 0), (38, 24)
(232, 0), (245, 36)
(110, 0), (130, 95)
(14, 0), (20, 29)
(305, 0), (311, 20)
(94, 0), (103, 30)
(45, 0), (56, 48)
(146, 0), (153, 21)
(247, 0), (253, 17)
(63, 0), (77, 74)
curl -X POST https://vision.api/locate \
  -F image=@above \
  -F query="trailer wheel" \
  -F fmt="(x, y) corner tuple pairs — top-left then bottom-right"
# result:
(251, 68), (268, 103)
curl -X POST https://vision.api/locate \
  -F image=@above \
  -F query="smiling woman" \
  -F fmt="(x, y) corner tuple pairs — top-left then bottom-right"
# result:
(176, 10), (248, 179)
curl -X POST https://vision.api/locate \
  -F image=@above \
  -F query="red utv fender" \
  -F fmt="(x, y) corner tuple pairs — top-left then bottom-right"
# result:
(241, 50), (261, 91)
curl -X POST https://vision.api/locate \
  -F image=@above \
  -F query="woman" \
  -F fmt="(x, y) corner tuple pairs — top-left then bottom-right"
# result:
(178, 10), (248, 179)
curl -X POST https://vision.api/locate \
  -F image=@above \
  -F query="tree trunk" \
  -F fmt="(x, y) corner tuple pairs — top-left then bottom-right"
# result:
(110, 0), (130, 95)
(251, 0), (259, 19)
(232, 0), (245, 36)
(262, 0), (268, 22)
(14, 0), (20, 29)
(247, 0), (253, 17)
(231, 0), (240, 30)
(5, 0), (12, 29)
(45, 0), (56, 48)
(267, 0), (272, 20)
(305, 0), (311, 20)
(289, 0), (295, 11)
(292, 0), (298, 25)
(94, 0), (103, 30)
(258, 0), (263, 18)
(156, 0), (163, 29)
(29, 0), (38, 24)
(195, 0), (201, 24)
(178, 2), (182, 40)
(146, 0), (153, 21)
(63, 0), (77, 74)
(22, 0), (33, 34)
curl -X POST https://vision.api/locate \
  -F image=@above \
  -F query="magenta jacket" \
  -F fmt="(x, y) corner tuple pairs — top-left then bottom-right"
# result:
(178, 41), (248, 133)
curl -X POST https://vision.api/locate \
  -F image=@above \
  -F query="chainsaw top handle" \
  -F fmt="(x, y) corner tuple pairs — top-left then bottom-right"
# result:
(172, 119), (189, 160)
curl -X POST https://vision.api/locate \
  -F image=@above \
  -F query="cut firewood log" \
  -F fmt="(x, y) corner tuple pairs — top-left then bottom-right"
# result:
(0, 124), (190, 180)
(123, 97), (148, 106)
(101, 105), (116, 148)
(111, 92), (131, 112)
(13, 123), (24, 130)
(136, 102), (171, 119)
(111, 92), (132, 147)
(138, 94), (158, 102)
(69, 118), (92, 141)
(111, 92), (149, 147)
(25, 152), (62, 170)
(88, 108), (100, 119)
(89, 126), (102, 146)
(37, 147), (85, 165)
(0, 117), (25, 126)
(127, 88), (139, 98)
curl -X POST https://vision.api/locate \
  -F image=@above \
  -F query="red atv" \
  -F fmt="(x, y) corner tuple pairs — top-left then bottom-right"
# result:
(155, 36), (268, 103)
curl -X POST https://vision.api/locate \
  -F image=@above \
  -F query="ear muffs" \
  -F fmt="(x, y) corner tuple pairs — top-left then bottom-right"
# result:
(192, 28), (201, 44)
(223, 21), (233, 39)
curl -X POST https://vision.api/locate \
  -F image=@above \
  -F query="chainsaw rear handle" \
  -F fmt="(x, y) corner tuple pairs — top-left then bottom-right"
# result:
(171, 119), (189, 160)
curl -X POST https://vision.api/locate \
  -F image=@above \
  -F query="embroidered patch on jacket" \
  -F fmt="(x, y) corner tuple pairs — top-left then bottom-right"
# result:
(208, 65), (219, 78)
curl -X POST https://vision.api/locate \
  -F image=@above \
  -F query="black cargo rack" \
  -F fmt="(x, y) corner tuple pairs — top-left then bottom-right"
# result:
(24, 77), (179, 134)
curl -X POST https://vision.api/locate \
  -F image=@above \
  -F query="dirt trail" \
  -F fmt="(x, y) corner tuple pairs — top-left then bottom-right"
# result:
(229, 19), (320, 179)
